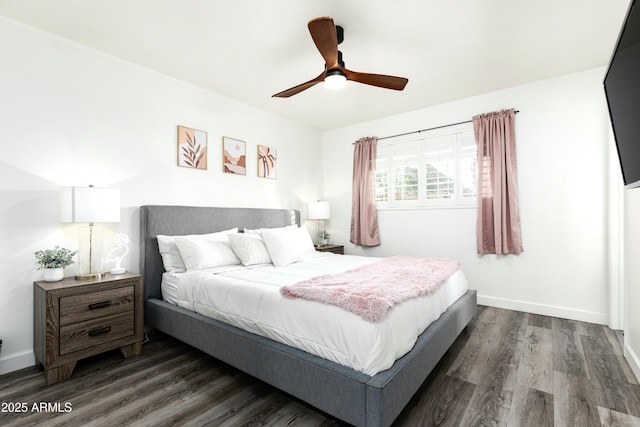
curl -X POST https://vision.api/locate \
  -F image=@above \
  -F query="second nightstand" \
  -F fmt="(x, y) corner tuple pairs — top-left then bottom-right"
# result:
(315, 244), (345, 255)
(34, 273), (144, 385)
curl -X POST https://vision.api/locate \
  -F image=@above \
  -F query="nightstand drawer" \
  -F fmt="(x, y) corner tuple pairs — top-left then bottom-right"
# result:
(60, 285), (134, 326)
(59, 312), (134, 355)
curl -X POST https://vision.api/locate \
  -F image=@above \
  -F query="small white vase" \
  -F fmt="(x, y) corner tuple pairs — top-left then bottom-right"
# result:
(43, 267), (64, 282)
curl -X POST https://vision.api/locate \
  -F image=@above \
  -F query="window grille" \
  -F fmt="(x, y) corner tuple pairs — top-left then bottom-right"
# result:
(375, 123), (476, 209)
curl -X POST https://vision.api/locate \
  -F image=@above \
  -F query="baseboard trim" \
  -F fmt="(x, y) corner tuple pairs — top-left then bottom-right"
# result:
(477, 294), (609, 325)
(0, 350), (35, 376)
(624, 343), (640, 383)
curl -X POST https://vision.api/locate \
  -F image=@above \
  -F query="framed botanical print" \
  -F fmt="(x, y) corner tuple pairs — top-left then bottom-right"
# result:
(222, 136), (246, 175)
(177, 125), (207, 170)
(258, 145), (277, 179)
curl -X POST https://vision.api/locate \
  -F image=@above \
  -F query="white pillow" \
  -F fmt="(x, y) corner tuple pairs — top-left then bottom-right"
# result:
(228, 233), (272, 266)
(243, 228), (262, 235)
(158, 228), (238, 272)
(261, 226), (316, 267)
(175, 232), (241, 271)
(157, 235), (187, 273)
(244, 225), (296, 236)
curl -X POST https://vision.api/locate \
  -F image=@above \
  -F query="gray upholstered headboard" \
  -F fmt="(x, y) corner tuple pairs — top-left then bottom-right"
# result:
(140, 205), (300, 300)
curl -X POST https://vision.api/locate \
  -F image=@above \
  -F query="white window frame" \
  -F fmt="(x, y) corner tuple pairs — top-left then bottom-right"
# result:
(375, 122), (477, 210)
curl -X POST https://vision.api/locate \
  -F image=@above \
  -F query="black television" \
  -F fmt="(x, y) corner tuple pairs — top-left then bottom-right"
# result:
(605, 0), (640, 188)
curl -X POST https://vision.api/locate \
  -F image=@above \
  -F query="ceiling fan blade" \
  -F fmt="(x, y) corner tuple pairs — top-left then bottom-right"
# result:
(344, 69), (408, 91)
(308, 17), (339, 69)
(272, 72), (325, 98)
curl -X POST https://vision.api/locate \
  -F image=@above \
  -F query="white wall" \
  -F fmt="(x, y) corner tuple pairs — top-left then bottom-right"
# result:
(624, 188), (640, 379)
(0, 17), (323, 374)
(323, 68), (612, 325)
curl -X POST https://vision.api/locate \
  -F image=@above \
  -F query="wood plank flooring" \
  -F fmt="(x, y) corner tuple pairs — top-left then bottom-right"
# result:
(1, 306), (639, 426)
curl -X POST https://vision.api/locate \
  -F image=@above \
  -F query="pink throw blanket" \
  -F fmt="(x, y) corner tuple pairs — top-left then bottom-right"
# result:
(280, 256), (460, 322)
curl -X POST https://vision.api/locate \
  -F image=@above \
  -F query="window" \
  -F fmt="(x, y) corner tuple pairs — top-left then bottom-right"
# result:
(375, 123), (477, 209)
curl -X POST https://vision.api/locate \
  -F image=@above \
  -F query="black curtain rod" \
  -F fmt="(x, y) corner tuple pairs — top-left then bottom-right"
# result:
(374, 110), (520, 142)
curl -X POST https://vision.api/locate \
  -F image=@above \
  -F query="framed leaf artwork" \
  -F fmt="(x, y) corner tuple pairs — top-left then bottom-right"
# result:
(177, 125), (207, 170)
(258, 145), (277, 179)
(222, 136), (246, 175)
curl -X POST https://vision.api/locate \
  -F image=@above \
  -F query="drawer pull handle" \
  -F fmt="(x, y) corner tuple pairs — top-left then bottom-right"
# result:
(88, 301), (112, 310)
(88, 326), (111, 337)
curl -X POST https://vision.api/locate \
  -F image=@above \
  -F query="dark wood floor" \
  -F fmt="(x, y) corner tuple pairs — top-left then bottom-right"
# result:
(2, 306), (639, 426)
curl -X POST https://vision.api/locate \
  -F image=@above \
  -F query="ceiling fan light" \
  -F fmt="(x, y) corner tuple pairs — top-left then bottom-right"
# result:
(324, 72), (347, 90)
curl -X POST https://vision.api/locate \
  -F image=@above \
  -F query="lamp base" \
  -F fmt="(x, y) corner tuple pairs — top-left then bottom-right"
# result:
(315, 220), (325, 247)
(76, 224), (105, 281)
(75, 272), (105, 280)
(110, 267), (126, 275)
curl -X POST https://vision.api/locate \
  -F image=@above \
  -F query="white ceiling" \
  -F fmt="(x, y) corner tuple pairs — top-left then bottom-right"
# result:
(0, 0), (631, 130)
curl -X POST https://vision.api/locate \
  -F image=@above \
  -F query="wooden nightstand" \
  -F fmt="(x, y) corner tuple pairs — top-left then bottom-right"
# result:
(34, 273), (144, 385)
(315, 244), (344, 255)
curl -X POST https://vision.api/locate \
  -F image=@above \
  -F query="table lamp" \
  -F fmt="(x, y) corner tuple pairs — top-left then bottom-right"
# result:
(308, 200), (330, 247)
(60, 185), (120, 279)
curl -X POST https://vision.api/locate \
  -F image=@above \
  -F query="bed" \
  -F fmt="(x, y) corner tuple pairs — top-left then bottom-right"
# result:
(140, 205), (477, 427)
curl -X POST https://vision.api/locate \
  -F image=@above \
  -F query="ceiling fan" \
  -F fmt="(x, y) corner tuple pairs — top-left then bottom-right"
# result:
(272, 17), (409, 98)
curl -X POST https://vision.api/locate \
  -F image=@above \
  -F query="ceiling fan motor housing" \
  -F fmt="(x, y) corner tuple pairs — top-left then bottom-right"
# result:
(336, 51), (345, 69)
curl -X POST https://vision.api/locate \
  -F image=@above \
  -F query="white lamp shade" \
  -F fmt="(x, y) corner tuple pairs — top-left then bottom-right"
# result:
(60, 187), (120, 223)
(308, 201), (330, 220)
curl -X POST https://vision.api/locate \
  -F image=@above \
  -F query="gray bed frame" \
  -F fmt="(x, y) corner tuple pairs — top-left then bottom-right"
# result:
(140, 205), (477, 427)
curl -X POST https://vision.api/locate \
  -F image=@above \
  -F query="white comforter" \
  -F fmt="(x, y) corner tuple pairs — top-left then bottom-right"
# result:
(162, 253), (468, 376)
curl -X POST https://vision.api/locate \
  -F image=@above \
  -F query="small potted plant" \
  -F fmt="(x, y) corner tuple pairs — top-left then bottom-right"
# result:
(35, 246), (77, 282)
